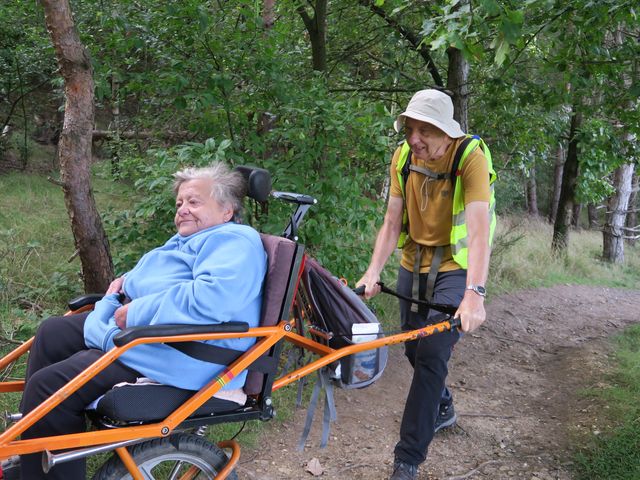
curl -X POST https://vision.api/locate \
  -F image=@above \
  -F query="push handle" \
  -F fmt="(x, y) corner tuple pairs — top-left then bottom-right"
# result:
(353, 285), (365, 296)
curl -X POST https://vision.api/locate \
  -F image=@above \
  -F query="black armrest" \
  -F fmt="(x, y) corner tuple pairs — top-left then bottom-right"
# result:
(68, 293), (105, 311)
(113, 321), (250, 347)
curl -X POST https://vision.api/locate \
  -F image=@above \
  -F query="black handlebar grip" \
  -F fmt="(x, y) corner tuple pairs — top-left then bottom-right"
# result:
(353, 285), (366, 296)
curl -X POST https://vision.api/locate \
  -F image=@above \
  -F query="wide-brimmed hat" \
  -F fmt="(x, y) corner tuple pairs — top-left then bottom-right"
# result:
(394, 89), (465, 138)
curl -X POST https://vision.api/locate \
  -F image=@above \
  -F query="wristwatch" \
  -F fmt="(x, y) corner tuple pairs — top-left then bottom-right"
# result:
(466, 285), (486, 297)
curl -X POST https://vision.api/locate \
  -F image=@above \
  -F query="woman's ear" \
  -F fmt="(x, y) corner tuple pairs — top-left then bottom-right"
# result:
(223, 206), (234, 223)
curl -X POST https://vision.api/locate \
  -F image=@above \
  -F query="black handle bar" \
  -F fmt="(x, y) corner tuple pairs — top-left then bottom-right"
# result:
(353, 282), (458, 316)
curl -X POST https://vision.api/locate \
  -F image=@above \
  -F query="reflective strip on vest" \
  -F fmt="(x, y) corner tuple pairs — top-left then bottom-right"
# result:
(396, 137), (497, 269)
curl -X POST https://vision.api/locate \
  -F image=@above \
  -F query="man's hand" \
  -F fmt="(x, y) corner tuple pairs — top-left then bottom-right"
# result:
(106, 276), (125, 295)
(356, 272), (381, 300)
(454, 291), (486, 332)
(114, 304), (130, 330)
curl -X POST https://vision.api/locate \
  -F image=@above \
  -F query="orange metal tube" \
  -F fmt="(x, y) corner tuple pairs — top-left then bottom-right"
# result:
(0, 381), (24, 393)
(116, 446), (145, 480)
(157, 328), (286, 431)
(272, 319), (455, 391)
(0, 325), (286, 458)
(0, 338), (32, 370)
(215, 440), (241, 480)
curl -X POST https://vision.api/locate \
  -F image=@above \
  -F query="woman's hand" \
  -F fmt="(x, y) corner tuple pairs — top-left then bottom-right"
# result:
(115, 304), (130, 329)
(106, 276), (125, 295)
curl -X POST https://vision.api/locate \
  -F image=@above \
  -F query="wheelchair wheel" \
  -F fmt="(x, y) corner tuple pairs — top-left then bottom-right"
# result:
(92, 433), (238, 480)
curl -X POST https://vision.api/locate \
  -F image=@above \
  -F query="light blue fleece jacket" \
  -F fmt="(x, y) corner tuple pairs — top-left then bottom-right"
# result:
(83, 222), (267, 391)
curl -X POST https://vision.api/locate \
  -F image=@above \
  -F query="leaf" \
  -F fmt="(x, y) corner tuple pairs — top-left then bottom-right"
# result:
(480, 0), (501, 16)
(494, 39), (509, 66)
(374, 0), (385, 6)
(306, 457), (323, 476)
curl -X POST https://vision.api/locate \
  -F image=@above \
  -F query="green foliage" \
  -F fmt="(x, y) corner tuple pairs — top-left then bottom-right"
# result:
(573, 324), (640, 480)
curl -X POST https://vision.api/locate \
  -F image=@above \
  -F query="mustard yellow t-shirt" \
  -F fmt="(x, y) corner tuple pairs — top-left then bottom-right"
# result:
(389, 137), (490, 273)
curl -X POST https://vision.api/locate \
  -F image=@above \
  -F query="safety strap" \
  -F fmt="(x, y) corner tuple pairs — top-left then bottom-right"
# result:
(170, 342), (277, 374)
(410, 245), (444, 312)
(411, 245), (422, 313)
(297, 368), (337, 451)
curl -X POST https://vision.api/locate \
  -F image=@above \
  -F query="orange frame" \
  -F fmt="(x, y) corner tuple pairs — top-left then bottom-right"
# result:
(0, 290), (457, 479)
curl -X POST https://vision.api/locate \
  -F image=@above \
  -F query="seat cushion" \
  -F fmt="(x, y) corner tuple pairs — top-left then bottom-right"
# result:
(95, 384), (242, 423)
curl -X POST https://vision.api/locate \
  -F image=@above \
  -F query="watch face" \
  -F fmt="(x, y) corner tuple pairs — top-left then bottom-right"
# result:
(476, 286), (486, 295)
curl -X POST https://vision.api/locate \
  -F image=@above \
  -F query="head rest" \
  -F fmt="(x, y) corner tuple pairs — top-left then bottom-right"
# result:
(234, 166), (272, 202)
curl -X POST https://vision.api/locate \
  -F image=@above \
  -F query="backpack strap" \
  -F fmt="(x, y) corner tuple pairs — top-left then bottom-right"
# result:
(450, 135), (478, 189)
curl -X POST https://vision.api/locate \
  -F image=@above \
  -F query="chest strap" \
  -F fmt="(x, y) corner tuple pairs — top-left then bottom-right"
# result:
(408, 164), (451, 180)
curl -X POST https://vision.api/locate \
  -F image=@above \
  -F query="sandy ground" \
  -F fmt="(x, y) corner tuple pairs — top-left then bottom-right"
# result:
(235, 285), (640, 479)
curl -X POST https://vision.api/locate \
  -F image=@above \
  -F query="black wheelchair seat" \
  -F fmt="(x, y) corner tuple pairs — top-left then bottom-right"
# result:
(93, 384), (246, 424)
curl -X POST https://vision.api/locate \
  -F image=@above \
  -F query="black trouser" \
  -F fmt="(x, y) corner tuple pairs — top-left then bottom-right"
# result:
(393, 267), (465, 466)
(19, 313), (140, 480)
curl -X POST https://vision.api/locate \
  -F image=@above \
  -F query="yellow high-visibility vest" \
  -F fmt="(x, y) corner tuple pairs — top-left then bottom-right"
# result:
(395, 135), (497, 269)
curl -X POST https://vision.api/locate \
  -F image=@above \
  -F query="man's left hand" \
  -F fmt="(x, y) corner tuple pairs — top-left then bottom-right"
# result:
(115, 304), (130, 330)
(455, 292), (486, 333)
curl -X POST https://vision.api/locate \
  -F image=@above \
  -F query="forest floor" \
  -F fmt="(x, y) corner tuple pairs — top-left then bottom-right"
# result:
(236, 285), (640, 480)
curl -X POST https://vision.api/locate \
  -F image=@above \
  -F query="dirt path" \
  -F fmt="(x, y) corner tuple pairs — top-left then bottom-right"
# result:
(236, 285), (640, 480)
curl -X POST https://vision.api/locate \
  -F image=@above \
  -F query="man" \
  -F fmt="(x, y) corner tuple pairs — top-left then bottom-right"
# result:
(357, 89), (496, 480)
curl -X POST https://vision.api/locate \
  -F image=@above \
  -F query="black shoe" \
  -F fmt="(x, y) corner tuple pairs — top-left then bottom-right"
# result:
(390, 459), (417, 480)
(434, 401), (457, 433)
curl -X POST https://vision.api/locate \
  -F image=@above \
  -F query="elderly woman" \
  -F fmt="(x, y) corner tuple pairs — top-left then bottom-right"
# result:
(18, 162), (267, 480)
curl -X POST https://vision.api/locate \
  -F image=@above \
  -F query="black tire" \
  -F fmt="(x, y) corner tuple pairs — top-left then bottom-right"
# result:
(92, 433), (238, 480)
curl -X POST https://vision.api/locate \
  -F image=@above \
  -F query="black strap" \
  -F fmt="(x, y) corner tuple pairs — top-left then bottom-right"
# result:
(170, 341), (277, 374)
(450, 136), (476, 190)
(297, 368), (337, 451)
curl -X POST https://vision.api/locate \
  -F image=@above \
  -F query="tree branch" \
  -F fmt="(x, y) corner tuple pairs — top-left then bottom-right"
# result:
(357, 0), (443, 86)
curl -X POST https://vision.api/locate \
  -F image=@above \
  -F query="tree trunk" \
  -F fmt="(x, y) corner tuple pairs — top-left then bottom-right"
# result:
(626, 172), (638, 246)
(587, 203), (599, 229)
(263, 0), (275, 30)
(446, 46), (469, 133)
(297, 0), (327, 71)
(42, 0), (114, 293)
(552, 107), (581, 253)
(548, 144), (564, 224)
(571, 203), (582, 228)
(526, 166), (539, 216)
(603, 163), (635, 263)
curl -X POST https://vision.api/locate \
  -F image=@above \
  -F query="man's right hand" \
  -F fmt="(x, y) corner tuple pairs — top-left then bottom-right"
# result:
(356, 272), (381, 300)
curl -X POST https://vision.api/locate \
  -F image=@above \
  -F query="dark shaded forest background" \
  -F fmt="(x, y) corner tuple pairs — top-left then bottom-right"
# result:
(1, 0), (638, 291)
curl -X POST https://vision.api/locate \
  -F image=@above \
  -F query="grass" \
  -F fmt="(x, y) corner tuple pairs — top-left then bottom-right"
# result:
(572, 324), (640, 479)
(488, 215), (640, 294)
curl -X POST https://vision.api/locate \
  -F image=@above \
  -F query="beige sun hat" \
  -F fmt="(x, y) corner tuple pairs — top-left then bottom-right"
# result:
(394, 89), (465, 138)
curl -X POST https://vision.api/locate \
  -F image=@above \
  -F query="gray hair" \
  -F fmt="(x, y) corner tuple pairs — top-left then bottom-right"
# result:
(173, 162), (246, 217)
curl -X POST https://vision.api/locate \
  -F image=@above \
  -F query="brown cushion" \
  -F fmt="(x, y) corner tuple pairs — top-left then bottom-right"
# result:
(244, 234), (297, 395)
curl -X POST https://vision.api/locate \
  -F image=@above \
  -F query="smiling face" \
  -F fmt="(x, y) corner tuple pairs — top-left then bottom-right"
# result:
(404, 117), (453, 162)
(174, 178), (233, 236)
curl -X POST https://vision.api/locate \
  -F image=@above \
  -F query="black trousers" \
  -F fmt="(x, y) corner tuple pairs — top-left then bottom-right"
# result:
(19, 313), (140, 480)
(393, 267), (465, 466)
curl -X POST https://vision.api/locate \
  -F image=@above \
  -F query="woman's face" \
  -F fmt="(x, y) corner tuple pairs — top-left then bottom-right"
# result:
(404, 117), (452, 161)
(174, 178), (232, 236)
